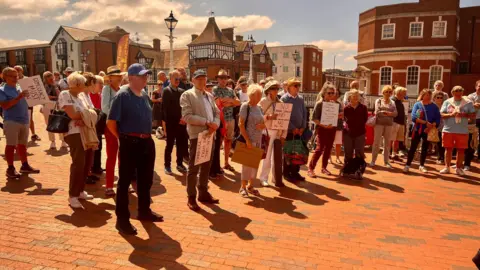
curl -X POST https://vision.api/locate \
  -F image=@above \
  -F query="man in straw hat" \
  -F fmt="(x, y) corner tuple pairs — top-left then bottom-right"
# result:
(107, 63), (162, 235)
(213, 69), (240, 173)
(180, 69), (220, 212)
(59, 67), (74, 90)
(280, 77), (307, 182)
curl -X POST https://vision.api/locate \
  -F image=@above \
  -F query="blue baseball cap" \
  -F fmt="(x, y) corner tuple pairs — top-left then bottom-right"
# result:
(128, 63), (152, 76)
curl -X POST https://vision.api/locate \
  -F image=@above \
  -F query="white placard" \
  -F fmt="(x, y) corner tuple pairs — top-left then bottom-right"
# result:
(194, 130), (214, 166)
(402, 101), (409, 115)
(320, 102), (339, 127)
(18, 75), (50, 107)
(271, 103), (293, 130)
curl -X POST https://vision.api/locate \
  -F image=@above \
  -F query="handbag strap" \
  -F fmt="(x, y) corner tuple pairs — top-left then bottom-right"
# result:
(420, 102), (429, 122)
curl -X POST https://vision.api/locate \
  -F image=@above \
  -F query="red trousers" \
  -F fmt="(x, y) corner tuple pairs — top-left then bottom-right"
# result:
(104, 128), (119, 189)
(308, 127), (336, 170)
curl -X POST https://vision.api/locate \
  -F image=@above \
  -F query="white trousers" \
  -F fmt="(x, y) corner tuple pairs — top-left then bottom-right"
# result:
(259, 129), (279, 181)
(42, 102), (64, 143)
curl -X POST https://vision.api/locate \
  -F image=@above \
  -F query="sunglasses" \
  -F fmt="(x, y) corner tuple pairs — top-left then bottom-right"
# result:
(269, 87), (279, 91)
(435, 96), (443, 99)
(385, 91), (393, 94)
(292, 85), (300, 88)
(326, 92), (335, 95)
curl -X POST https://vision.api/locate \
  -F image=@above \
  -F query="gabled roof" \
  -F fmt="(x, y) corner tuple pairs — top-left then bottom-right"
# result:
(188, 17), (233, 46)
(130, 41), (152, 49)
(0, 43), (50, 51)
(235, 42), (267, 55)
(136, 48), (164, 69)
(163, 48), (189, 69)
(50, 26), (99, 45)
(82, 36), (114, 42)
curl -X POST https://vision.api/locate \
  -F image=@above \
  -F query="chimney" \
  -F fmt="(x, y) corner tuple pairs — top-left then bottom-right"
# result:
(191, 34), (199, 41)
(221, 28), (234, 42)
(235, 35), (243, 42)
(153, 38), (161, 52)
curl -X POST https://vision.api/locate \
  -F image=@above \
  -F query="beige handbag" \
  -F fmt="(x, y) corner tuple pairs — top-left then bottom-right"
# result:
(427, 127), (440, 143)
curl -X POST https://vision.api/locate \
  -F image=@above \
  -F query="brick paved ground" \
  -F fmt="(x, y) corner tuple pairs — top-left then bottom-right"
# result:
(0, 110), (479, 270)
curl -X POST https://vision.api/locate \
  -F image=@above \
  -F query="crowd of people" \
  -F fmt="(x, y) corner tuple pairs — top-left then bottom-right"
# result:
(0, 62), (479, 236)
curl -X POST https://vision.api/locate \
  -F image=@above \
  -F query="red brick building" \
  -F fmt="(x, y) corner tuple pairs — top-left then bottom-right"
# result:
(355, 0), (480, 96)
(0, 44), (52, 77)
(188, 16), (274, 81)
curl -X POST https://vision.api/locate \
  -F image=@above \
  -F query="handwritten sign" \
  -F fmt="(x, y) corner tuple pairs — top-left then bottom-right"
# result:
(320, 102), (339, 127)
(194, 130), (214, 166)
(18, 75), (50, 107)
(271, 103), (293, 130)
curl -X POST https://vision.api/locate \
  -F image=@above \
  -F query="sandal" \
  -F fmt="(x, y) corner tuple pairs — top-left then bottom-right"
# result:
(224, 164), (236, 172)
(321, 168), (332, 176)
(239, 188), (249, 198)
(247, 186), (260, 196)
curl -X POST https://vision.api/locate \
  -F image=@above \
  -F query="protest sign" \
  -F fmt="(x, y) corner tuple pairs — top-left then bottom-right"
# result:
(194, 130), (214, 166)
(320, 102), (339, 127)
(271, 103), (293, 130)
(18, 75), (50, 107)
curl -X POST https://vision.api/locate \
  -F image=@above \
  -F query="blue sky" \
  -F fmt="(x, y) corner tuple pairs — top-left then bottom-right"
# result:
(1, 0), (479, 70)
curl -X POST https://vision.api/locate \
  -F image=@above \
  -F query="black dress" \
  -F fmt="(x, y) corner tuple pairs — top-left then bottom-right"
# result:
(152, 91), (163, 123)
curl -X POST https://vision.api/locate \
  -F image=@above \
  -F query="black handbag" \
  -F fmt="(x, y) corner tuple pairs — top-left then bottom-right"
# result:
(234, 105), (250, 144)
(94, 108), (107, 134)
(46, 103), (71, 133)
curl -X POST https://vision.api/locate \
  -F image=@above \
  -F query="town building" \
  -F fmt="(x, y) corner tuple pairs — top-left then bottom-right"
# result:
(355, 0), (480, 96)
(187, 15), (274, 82)
(268, 45), (323, 92)
(0, 43), (52, 77)
(323, 69), (356, 94)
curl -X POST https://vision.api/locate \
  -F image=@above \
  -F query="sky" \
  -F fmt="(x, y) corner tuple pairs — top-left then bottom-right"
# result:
(1, 0), (479, 71)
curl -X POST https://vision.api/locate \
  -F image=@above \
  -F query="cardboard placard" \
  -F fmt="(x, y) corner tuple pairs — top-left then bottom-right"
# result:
(320, 102), (339, 127)
(271, 103), (293, 130)
(18, 75), (50, 107)
(194, 131), (214, 166)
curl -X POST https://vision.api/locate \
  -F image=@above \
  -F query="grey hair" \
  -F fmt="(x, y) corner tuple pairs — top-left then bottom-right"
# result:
(169, 70), (180, 79)
(157, 71), (166, 77)
(247, 84), (263, 99)
(394, 86), (407, 96)
(67, 72), (87, 88)
(13, 65), (23, 72)
(2, 67), (16, 78)
(95, 75), (104, 84)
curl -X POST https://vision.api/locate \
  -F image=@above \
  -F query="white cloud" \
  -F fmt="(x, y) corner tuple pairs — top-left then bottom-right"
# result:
(266, 41), (282, 47)
(344, 55), (356, 62)
(70, 0), (274, 49)
(310, 40), (357, 52)
(0, 38), (49, 49)
(0, 0), (68, 21)
(55, 10), (77, 22)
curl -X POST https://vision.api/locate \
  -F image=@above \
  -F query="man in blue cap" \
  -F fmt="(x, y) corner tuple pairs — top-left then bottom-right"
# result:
(107, 63), (162, 235)
(180, 69), (220, 211)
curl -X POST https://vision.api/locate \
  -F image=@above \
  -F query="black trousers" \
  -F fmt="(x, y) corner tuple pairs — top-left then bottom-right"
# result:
(210, 129), (222, 176)
(437, 130), (445, 161)
(272, 139), (284, 186)
(164, 123), (188, 168)
(406, 132), (429, 166)
(465, 133), (474, 167)
(92, 133), (103, 171)
(283, 133), (301, 177)
(116, 135), (155, 221)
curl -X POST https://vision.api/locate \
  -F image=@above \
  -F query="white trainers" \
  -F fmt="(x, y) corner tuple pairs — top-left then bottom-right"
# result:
(456, 168), (466, 176)
(69, 197), (83, 209)
(79, 191), (94, 200)
(403, 166), (410, 173)
(451, 165), (457, 169)
(419, 166), (428, 173)
(464, 166), (470, 171)
(49, 142), (56, 150)
(440, 168), (450, 174)
(260, 180), (269, 187)
(385, 163), (393, 169)
(61, 141), (68, 148)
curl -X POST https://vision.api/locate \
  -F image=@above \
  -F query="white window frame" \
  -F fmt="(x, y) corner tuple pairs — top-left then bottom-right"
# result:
(283, 52), (289, 58)
(311, 81), (315, 90)
(260, 54), (265, 63)
(406, 65), (420, 96)
(257, 72), (266, 82)
(312, 66), (315, 75)
(312, 52), (316, 62)
(272, 66), (277, 74)
(283, 66), (289, 73)
(243, 53), (249, 61)
(381, 23), (396, 40)
(379, 66), (393, 90)
(428, 65), (443, 89)
(272, 53), (277, 61)
(409, 22), (424, 38)
(432, 21), (447, 38)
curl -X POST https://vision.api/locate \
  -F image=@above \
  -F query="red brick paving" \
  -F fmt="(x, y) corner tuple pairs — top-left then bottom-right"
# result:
(0, 110), (479, 269)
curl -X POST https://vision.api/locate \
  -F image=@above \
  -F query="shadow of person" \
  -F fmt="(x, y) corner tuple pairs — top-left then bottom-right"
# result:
(151, 171), (167, 198)
(247, 195), (308, 219)
(435, 174), (480, 186)
(55, 202), (114, 228)
(277, 185), (329, 206)
(330, 176), (405, 193)
(44, 147), (69, 157)
(209, 177), (241, 193)
(292, 180), (350, 202)
(120, 222), (187, 270)
(0, 176), (45, 194)
(199, 204), (254, 240)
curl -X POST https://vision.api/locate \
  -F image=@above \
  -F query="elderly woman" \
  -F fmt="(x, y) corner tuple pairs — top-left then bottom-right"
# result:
(433, 80), (449, 103)
(259, 80), (287, 187)
(403, 89), (440, 173)
(440, 86), (476, 176)
(391, 87), (407, 161)
(41, 71), (66, 150)
(343, 89), (368, 162)
(58, 72), (96, 208)
(330, 88), (344, 164)
(151, 80), (164, 131)
(433, 90), (446, 164)
(308, 83), (343, 177)
(371, 85), (398, 168)
(238, 84), (266, 197)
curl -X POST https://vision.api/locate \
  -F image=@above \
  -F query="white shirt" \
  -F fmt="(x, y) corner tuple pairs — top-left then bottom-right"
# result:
(203, 93), (214, 123)
(58, 91), (90, 136)
(239, 91), (249, 103)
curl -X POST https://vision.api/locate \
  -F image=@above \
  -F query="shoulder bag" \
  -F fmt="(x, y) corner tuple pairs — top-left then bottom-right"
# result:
(421, 104), (440, 142)
(46, 96), (71, 134)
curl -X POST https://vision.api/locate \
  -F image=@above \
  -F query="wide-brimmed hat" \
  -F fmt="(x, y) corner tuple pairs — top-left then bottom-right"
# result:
(106, 65), (123, 77)
(286, 77), (301, 88)
(215, 69), (230, 79)
(64, 67), (74, 74)
(238, 77), (248, 85)
(263, 80), (280, 94)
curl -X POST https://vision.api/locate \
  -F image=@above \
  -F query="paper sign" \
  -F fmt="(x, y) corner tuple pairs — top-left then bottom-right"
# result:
(402, 101), (409, 114)
(18, 75), (50, 107)
(271, 103), (293, 130)
(194, 130), (214, 166)
(231, 142), (263, 169)
(320, 102), (339, 127)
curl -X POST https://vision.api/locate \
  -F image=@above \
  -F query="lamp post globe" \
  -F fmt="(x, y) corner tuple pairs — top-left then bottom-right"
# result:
(164, 11), (178, 72)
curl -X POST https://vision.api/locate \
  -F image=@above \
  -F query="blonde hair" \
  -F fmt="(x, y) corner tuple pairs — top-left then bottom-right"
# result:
(382, 85), (393, 94)
(434, 80), (444, 88)
(2, 67), (16, 78)
(394, 86), (407, 96)
(169, 70), (180, 80)
(350, 80), (359, 89)
(95, 75), (104, 84)
(417, 89), (432, 101)
(317, 81), (336, 102)
(451, 85), (464, 94)
(67, 72), (87, 88)
(98, 71), (106, 77)
(42, 71), (53, 81)
(247, 84), (262, 99)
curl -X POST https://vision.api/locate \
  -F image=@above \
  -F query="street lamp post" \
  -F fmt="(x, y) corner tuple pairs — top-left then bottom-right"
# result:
(292, 50), (299, 79)
(164, 11), (178, 73)
(333, 54), (337, 86)
(247, 34), (256, 84)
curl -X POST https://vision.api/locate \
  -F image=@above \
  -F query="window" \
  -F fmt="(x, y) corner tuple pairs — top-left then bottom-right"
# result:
(34, 48), (45, 62)
(0, 52), (7, 63)
(260, 55), (265, 63)
(428, 66), (443, 88)
(311, 81), (315, 90)
(70, 43), (73, 52)
(272, 66), (277, 74)
(379, 66), (392, 88)
(382, 23), (395, 40)
(456, 18), (460, 41)
(458, 61), (469, 74)
(283, 52), (289, 58)
(312, 67), (315, 75)
(243, 53), (249, 61)
(15, 50), (25, 63)
(71, 60), (74, 68)
(409, 22), (423, 38)
(432, 21), (447, 37)
(56, 39), (67, 55)
(406, 66), (420, 95)
(257, 72), (266, 82)
(36, 64), (46, 75)
(312, 53), (316, 62)
(283, 66), (289, 73)
(242, 71), (249, 77)
(272, 53), (277, 61)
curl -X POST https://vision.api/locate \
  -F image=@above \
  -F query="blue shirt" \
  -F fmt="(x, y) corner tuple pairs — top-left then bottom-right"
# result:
(0, 84), (29, 124)
(101, 85), (118, 115)
(280, 93), (307, 131)
(411, 102), (441, 133)
(108, 87), (152, 134)
(441, 98), (475, 134)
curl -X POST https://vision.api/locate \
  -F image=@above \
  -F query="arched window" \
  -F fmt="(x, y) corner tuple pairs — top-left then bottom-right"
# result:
(56, 39), (67, 56)
(429, 65), (443, 89)
(406, 65), (420, 96)
(379, 66), (392, 91)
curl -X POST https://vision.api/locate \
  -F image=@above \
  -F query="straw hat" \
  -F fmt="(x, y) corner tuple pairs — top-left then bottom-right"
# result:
(105, 65), (123, 79)
(286, 77), (301, 88)
(263, 80), (280, 95)
(215, 69), (230, 79)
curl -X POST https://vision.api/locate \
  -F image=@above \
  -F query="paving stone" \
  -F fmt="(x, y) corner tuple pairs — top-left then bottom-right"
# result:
(436, 218), (478, 226)
(377, 235), (426, 246)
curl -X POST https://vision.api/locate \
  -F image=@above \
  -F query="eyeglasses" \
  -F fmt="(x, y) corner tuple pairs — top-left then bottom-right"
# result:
(435, 96), (443, 99)
(326, 92), (335, 95)
(385, 91), (393, 94)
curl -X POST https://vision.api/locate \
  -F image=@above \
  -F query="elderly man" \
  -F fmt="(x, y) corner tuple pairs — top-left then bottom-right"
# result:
(107, 63), (162, 235)
(178, 67), (193, 91)
(280, 77), (307, 182)
(59, 67), (74, 90)
(432, 80), (449, 102)
(213, 69), (240, 172)
(180, 69), (220, 212)
(157, 71), (170, 88)
(0, 67), (40, 178)
(162, 70), (188, 175)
